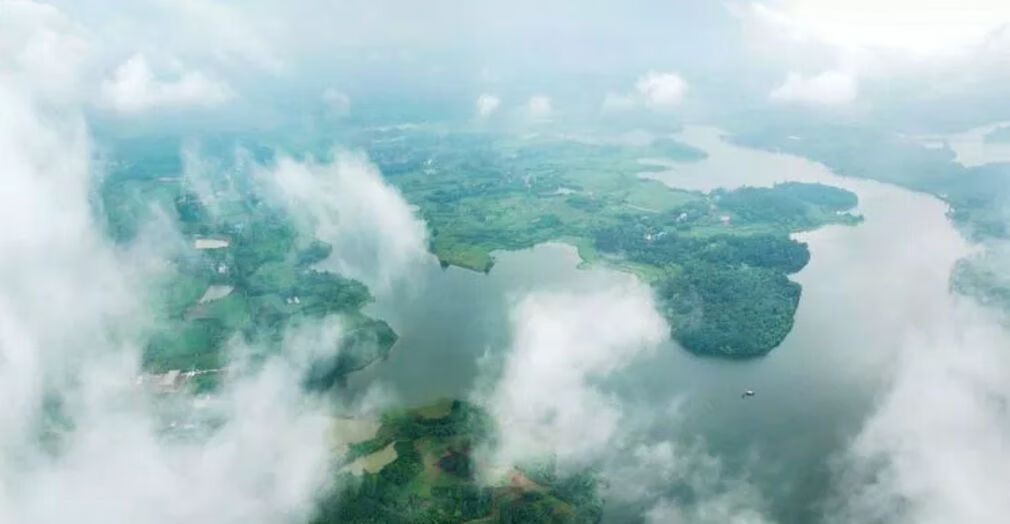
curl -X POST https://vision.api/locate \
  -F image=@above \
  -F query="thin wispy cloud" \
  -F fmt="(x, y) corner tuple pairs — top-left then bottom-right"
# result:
(257, 151), (430, 294)
(101, 54), (234, 113)
(770, 70), (857, 105)
(475, 93), (501, 118)
(603, 71), (688, 112)
(526, 94), (553, 121)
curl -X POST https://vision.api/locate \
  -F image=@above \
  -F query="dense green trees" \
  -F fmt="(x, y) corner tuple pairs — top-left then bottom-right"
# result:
(662, 264), (801, 357)
(313, 401), (601, 524)
(590, 183), (854, 357)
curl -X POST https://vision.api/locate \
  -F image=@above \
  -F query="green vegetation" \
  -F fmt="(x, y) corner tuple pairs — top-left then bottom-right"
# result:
(99, 144), (396, 384)
(101, 126), (860, 362)
(731, 124), (1010, 311)
(732, 125), (1010, 242)
(314, 400), (602, 524)
(365, 128), (859, 357)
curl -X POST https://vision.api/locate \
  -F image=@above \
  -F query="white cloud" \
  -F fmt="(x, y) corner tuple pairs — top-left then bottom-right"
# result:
(526, 94), (553, 121)
(482, 283), (667, 468)
(259, 152), (430, 293)
(101, 54), (234, 113)
(0, 12), (385, 520)
(646, 494), (771, 524)
(475, 93), (501, 118)
(770, 70), (857, 105)
(479, 276), (774, 522)
(635, 71), (688, 109)
(156, 0), (284, 72)
(322, 87), (350, 116)
(751, 0), (1010, 55)
(602, 71), (688, 112)
(831, 304), (1010, 524)
(605, 437), (772, 524)
(0, 0), (93, 101)
(0, 47), (338, 524)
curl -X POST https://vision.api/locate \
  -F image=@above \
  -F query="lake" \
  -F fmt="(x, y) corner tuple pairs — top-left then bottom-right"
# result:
(345, 126), (973, 523)
(915, 120), (1010, 167)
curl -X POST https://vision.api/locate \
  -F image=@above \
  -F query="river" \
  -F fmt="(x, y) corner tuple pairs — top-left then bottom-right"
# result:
(915, 120), (1010, 167)
(346, 126), (973, 523)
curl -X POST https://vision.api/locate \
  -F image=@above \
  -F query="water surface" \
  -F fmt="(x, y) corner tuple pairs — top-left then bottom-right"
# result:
(348, 126), (972, 523)
(915, 121), (1010, 167)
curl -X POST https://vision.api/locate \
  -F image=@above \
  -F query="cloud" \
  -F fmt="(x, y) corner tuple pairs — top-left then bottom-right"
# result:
(526, 94), (553, 121)
(145, 0), (284, 72)
(475, 93), (501, 118)
(749, 0), (1010, 55)
(769, 70), (857, 105)
(0, 14), (349, 521)
(258, 152), (430, 293)
(481, 282), (667, 468)
(603, 436), (773, 524)
(478, 276), (774, 522)
(829, 304), (1010, 524)
(101, 54), (234, 113)
(635, 71), (688, 108)
(0, 78), (329, 524)
(646, 494), (771, 524)
(10, 348), (335, 524)
(322, 87), (350, 117)
(602, 71), (688, 112)
(0, 0), (93, 101)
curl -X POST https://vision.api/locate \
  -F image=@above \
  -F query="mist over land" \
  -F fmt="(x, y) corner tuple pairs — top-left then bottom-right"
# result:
(3, 1), (1010, 523)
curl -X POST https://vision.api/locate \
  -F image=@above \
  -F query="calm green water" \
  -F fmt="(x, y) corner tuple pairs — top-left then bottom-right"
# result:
(345, 127), (972, 523)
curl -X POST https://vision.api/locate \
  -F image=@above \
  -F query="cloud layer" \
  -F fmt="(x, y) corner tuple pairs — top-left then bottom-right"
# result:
(101, 54), (234, 113)
(475, 93), (501, 118)
(0, 10), (349, 521)
(482, 283), (667, 468)
(830, 304), (1010, 524)
(259, 152), (430, 293)
(603, 71), (688, 112)
(770, 70), (857, 105)
(636, 71), (689, 108)
(526, 94), (553, 121)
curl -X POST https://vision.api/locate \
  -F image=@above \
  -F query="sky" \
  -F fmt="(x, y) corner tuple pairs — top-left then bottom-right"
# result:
(7, 0), (1010, 128)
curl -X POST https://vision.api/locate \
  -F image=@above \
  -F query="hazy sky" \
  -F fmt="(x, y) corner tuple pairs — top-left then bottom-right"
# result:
(7, 0), (1009, 128)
